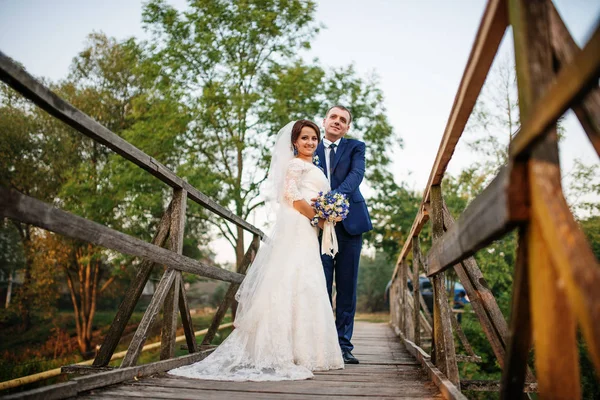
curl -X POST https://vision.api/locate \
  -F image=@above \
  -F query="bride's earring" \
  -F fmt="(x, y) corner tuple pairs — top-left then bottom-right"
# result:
(293, 146), (298, 156)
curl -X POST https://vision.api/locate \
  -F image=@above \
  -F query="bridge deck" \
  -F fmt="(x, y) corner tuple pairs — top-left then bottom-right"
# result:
(78, 322), (442, 399)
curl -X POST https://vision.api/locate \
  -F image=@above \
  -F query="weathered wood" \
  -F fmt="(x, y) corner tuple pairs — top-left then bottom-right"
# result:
(508, 1), (588, 397)
(449, 310), (478, 360)
(178, 278), (198, 353)
(160, 189), (186, 360)
(528, 217), (580, 398)
(400, 260), (407, 335)
(396, 328), (467, 400)
(526, 85), (600, 382)
(548, 2), (600, 156)
(0, 51), (264, 239)
(93, 200), (173, 367)
(61, 365), (114, 376)
(500, 228), (533, 400)
(429, 185), (459, 388)
(412, 238), (422, 346)
(426, 163), (528, 277)
(509, 23), (600, 159)
(3, 349), (214, 400)
(0, 186), (244, 284)
(422, 0), (508, 205)
(120, 268), (178, 367)
(462, 380), (537, 392)
(160, 273), (181, 361)
(201, 234), (260, 346)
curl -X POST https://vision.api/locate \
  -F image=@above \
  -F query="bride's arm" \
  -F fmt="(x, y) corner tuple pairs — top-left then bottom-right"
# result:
(284, 160), (324, 228)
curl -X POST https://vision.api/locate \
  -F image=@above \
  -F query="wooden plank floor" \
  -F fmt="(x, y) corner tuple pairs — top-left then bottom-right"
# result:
(79, 322), (442, 399)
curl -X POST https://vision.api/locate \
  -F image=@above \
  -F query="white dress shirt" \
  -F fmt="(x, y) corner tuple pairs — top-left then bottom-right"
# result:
(322, 137), (342, 186)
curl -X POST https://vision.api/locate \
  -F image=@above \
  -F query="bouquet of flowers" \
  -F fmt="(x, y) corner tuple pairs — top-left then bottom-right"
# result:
(313, 191), (349, 257)
(313, 191), (350, 223)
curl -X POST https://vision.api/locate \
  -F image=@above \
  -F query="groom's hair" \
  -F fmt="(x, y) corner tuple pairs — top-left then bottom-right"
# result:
(292, 120), (321, 143)
(326, 105), (353, 124)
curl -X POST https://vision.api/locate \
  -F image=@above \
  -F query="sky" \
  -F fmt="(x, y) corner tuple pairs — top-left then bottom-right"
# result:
(1, 0), (599, 264)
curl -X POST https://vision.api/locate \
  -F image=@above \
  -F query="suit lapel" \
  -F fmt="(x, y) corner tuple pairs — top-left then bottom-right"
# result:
(316, 142), (327, 176)
(331, 137), (347, 173)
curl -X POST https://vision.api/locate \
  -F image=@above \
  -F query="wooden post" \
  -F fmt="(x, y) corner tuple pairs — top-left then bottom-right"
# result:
(93, 200), (173, 367)
(501, 227), (532, 400)
(201, 234), (260, 346)
(178, 278), (198, 353)
(441, 202), (534, 384)
(430, 185), (460, 387)
(401, 260), (408, 335)
(412, 237), (422, 346)
(160, 188), (187, 360)
(504, 0), (590, 397)
(120, 268), (178, 367)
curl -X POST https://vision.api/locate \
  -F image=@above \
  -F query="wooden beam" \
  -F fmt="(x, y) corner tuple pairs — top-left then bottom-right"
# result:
(506, 0), (589, 397)
(2, 350), (215, 400)
(430, 185), (460, 388)
(412, 238), (422, 346)
(549, 2), (600, 157)
(422, 0), (508, 204)
(449, 310), (479, 360)
(201, 234), (260, 346)
(500, 228), (533, 400)
(0, 51), (264, 239)
(426, 163), (528, 277)
(528, 215), (580, 398)
(441, 194), (536, 383)
(160, 189), (187, 360)
(178, 278), (198, 354)
(120, 268), (178, 367)
(509, 22), (600, 159)
(395, 328), (468, 400)
(92, 201), (173, 367)
(0, 186), (244, 284)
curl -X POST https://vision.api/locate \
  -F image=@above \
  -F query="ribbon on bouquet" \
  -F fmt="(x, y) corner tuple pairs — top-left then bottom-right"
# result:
(321, 221), (339, 257)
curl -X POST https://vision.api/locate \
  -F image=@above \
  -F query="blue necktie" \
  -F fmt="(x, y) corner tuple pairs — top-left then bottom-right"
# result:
(328, 143), (337, 179)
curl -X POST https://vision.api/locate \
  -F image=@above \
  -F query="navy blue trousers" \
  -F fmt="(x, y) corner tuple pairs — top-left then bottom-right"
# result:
(320, 223), (362, 352)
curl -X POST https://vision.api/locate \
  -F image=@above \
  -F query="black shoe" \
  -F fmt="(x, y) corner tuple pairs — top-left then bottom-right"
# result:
(342, 350), (359, 364)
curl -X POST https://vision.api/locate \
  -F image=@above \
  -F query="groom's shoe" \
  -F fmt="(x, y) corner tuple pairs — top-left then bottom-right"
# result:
(342, 350), (359, 364)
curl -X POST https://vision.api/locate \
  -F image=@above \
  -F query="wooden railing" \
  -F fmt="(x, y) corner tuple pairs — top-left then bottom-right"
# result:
(0, 43), (264, 396)
(389, 0), (600, 399)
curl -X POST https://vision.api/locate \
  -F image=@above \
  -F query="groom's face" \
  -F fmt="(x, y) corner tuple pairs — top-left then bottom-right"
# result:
(323, 107), (350, 141)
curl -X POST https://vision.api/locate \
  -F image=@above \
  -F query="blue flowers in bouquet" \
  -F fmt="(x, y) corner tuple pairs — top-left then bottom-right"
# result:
(313, 191), (350, 223)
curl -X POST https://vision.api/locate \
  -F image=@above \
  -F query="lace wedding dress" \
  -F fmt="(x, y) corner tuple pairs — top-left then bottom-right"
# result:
(169, 155), (344, 381)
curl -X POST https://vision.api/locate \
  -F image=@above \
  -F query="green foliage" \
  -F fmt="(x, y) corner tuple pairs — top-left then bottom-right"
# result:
(357, 251), (394, 312)
(142, 0), (399, 261)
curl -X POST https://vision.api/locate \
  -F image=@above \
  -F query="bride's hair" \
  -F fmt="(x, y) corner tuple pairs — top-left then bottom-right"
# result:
(291, 119), (321, 145)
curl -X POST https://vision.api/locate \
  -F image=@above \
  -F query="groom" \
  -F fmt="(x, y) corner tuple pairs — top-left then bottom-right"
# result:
(315, 105), (372, 364)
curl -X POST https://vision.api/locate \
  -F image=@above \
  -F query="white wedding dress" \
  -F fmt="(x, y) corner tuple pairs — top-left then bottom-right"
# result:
(169, 157), (344, 381)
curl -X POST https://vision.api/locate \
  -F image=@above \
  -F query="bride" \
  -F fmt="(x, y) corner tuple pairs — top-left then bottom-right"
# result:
(169, 120), (344, 381)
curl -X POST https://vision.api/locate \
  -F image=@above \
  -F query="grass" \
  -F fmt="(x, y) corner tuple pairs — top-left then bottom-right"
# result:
(355, 312), (390, 323)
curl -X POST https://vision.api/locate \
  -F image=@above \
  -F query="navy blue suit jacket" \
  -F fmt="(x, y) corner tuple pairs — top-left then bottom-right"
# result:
(316, 138), (373, 236)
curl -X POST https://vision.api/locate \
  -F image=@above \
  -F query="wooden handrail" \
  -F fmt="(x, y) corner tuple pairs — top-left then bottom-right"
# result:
(0, 51), (265, 239)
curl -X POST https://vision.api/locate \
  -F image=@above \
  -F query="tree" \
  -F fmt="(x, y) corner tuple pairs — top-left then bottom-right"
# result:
(142, 0), (398, 268)
(0, 81), (79, 329)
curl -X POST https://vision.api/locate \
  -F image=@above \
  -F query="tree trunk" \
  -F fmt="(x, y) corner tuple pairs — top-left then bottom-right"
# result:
(5, 266), (13, 308)
(18, 225), (33, 331)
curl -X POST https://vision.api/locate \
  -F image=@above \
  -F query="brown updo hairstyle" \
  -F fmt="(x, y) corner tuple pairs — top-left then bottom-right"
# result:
(291, 119), (321, 149)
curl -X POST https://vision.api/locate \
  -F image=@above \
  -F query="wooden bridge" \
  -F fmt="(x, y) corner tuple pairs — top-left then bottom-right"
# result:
(1, 0), (599, 399)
